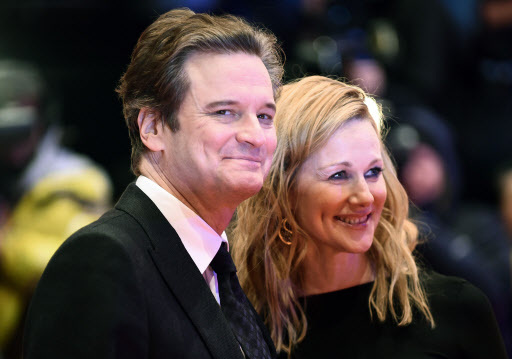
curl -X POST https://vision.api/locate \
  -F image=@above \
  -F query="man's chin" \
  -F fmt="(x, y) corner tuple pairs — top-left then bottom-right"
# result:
(222, 176), (264, 199)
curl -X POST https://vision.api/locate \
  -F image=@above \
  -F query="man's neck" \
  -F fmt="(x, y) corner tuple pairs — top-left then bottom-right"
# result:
(138, 159), (235, 235)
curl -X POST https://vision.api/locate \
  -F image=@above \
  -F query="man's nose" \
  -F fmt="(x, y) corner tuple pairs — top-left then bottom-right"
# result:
(235, 115), (266, 147)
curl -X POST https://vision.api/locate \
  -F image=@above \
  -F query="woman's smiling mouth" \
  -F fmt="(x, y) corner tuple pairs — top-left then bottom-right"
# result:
(334, 214), (371, 226)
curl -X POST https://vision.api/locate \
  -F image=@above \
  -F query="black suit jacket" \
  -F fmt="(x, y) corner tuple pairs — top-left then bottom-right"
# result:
(24, 183), (276, 358)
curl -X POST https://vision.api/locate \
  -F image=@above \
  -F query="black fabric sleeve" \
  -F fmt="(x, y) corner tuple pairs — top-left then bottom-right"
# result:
(23, 232), (148, 358)
(454, 280), (508, 359)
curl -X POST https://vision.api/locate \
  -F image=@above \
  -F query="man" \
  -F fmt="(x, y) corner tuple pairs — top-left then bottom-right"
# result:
(23, 8), (283, 359)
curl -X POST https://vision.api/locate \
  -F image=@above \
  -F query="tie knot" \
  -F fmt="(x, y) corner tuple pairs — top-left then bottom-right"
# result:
(210, 242), (236, 274)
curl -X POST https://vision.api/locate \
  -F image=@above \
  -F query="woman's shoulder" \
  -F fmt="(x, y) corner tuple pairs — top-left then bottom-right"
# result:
(421, 270), (485, 298)
(417, 270), (508, 357)
(419, 270), (496, 323)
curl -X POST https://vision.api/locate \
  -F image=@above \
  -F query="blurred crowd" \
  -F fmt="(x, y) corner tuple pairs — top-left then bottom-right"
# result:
(0, 0), (511, 357)
(0, 61), (112, 357)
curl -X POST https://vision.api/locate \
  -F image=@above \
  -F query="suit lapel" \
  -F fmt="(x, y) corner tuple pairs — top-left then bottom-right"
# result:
(116, 184), (244, 359)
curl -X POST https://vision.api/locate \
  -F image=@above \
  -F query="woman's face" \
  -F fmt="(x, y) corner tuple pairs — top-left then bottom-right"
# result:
(293, 119), (387, 255)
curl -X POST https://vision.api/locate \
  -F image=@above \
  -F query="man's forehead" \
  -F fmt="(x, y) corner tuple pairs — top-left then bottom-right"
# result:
(183, 51), (274, 104)
(185, 52), (272, 85)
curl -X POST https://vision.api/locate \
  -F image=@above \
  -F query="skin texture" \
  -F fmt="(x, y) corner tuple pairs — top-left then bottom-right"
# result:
(295, 119), (387, 295)
(137, 52), (277, 234)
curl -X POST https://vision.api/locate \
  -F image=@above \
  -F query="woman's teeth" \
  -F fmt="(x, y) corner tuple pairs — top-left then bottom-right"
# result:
(335, 215), (370, 225)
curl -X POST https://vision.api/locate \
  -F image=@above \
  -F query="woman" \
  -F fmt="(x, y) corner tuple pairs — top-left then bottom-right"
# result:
(231, 76), (507, 358)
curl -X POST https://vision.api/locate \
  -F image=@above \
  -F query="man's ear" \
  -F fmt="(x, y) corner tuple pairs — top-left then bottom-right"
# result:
(138, 108), (165, 152)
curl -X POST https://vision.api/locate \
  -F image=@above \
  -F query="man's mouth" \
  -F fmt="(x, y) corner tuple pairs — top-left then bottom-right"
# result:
(226, 156), (262, 162)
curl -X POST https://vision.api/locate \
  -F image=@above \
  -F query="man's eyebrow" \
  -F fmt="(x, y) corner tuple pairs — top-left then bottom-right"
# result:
(204, 101), (238, 111)
(264, 103), (276, 112)
(203, 101), (276, 112)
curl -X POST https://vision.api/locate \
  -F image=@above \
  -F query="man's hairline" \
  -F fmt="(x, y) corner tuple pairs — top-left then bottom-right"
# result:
(159, 48), (274, 128)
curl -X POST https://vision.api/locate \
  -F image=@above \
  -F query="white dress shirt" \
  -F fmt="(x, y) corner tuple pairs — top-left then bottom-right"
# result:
(136, 175), (227, 304)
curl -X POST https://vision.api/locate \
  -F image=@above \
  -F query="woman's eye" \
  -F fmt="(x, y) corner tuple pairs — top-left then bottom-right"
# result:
(329, 171), (349, 180)
(365, 167), (383, 179)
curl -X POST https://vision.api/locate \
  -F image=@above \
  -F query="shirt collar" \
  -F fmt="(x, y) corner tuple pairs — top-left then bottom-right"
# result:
(136, 176), (227, 274)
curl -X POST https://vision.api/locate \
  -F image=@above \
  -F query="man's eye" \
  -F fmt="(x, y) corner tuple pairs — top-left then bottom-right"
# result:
(329, 171), (349, 180)
(257, 113), (273, 120)
(216, 109), (233, 116)
(257, 113), (274, 124)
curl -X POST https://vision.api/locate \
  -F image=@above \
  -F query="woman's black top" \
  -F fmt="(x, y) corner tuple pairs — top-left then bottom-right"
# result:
(279, 271), (508, 358)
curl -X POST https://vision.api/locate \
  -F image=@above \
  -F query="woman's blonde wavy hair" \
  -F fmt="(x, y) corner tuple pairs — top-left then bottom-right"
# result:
(231, 76), (434, 355)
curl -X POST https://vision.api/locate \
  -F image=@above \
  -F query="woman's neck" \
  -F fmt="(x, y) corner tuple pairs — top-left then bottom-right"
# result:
(301, 245), (374, 296)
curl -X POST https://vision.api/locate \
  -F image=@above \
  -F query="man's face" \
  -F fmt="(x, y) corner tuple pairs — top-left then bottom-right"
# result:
(160, 52), (277, 207)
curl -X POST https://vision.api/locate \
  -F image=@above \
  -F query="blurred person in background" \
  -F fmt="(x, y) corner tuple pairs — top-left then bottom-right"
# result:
(231, 76), (507, 358)
(387, 107), (512, 356)
(499, 166), (512, 241)
(497, 164), (512, 333)
(0, 60), (112, 358)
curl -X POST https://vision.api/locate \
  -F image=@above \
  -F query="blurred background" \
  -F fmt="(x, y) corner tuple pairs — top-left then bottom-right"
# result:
(0, 0), (511, 358)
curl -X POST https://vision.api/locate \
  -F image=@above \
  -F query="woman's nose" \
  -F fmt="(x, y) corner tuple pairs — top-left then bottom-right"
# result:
(348, 177), (374, 207)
